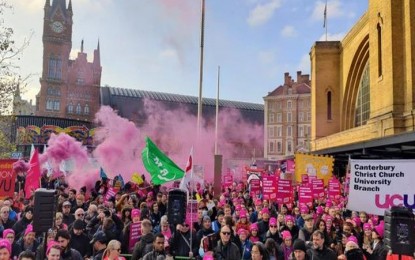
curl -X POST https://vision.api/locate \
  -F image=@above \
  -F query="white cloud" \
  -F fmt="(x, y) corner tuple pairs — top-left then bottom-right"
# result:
(159, 48), (179, 61)
(247, 0), (282, 27)
(311, 0), (344, 21)
(318, 32), (345, 41)
(281, 25), (297, 38)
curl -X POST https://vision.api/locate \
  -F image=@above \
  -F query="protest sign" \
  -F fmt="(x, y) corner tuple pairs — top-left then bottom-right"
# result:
(262, 175), (277, 201)
(249, 178), (261, 198)
(129, 222), (141, 252)
(276, 179), (293, 204)
(348, 159), (415, 215)
(295, 153), (334, 185)
(328, 177), (341, 200)
(298, 185), (313, 208)
(312, 179), (325, 199)
(0, 159), (17, 199)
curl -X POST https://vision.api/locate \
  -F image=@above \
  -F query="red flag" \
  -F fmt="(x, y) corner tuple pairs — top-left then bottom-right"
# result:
(185, 154), (192, 173)
(25, 149), (41, 199)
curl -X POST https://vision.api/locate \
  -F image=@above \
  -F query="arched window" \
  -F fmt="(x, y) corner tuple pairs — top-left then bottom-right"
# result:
(68, 102), (73, 114)
(84, 104), (90, 115)
(76, 103), (82, 114)
(355, 64), (370, 127)
(46, 99), (53, 110)
(48, 56), (62, 80)
(327, 91), (332, 120)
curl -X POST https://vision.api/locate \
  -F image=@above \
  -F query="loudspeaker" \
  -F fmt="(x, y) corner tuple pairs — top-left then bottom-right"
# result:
(33, 188), (58, 233)
(384, 206), (415, 256)
(167, 189), (187, 225)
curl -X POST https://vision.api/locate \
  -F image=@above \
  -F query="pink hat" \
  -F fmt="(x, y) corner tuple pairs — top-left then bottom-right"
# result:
(2, 229), (14, 239)
(239, 210), (247, 219)
(285, 215), (295, 223)
(203, 251), (214, 260)
(373, 221), (384, 238)
(24, 224), (34, 237)
(352, 216), (361, 227)
(0, 239), (11, 254)
(269, 217), (277, 226)
(131, 209), (140, 218)
(254, 199), (262, 206)
(363, 223), (372, 231)
(261, 208), (270, 215)
(250, 223), (259, 231)
(281, 230), (292, 240)
(347, 235), (358, 244)
(46, 241), (60, 255)
(237, 228), (249, 236)
(316, 206), (324, 215)
(235, 205), (242, 211)
(326, 200), (333, 207)
(300, 206), (309, 214)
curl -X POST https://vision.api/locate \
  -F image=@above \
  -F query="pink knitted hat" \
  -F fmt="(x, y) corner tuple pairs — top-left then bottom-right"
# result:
(0, 239), (11, 254)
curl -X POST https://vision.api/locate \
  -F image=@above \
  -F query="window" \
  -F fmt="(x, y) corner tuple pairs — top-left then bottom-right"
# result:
(269, 113), (275, 123)
(68, 102), (74, 114)
(299, 126), (304, 137)
(53, 100), (60, 111)
(46, 99), (53, 110)
(355, 64), (370, 126)
(277, 113), (282, 123)
(299, 112), (304, 122)
(287, 126), (292, 137)
(268, 127), (274, 138)
(277, 126), (282, 137)
(327, 91), (332, 120)
(277, 142), (282, 152)
(269, 142), (275, 153)
(48, 56), (62, 80)
(307, 112), (311, 121)
(287, 101), (292, 110)
(287, 112), (292, 122)
(76, 103), (82, 114)
(287, 141), (292, 153)
(288, 88), (292, 95)
(277, 102), (282, 109)
(84, 104), (90, 115)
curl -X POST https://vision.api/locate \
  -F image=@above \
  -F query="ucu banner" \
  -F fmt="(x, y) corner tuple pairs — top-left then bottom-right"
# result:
(348, 159), (415, 216)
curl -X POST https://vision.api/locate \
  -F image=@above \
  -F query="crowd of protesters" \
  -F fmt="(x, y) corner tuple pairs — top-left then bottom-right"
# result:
(0, 173), (414, 260)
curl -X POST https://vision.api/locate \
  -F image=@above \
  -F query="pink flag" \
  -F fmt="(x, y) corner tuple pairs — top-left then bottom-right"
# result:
(185, 153), (192, 173)
(25, 149), (41, 199)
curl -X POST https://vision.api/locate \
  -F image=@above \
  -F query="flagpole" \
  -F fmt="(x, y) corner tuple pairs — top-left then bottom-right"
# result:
(197, 0), (206, 140)
(324, 0), (328, 41)
(215, 66), (220, 155)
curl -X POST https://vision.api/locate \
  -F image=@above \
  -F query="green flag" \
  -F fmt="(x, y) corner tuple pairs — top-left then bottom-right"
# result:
(141, 137), (184, 185)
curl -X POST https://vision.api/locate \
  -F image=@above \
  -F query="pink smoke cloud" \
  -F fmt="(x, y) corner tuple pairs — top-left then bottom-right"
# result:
(13, 159), (29, 173)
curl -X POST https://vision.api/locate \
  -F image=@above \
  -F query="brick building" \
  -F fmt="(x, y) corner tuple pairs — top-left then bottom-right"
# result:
(263, 71), (311, 160)
(35, 0), (101, 122)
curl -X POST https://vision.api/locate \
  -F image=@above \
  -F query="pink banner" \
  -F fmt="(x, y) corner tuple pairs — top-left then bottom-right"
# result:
(262, 175), (277, 201)
(223, 171), (233, 189)
(328, 178), (341, 200)
(286, 159), (295, 172)
(249, 179), (261, 198)
(301, 174), (309, 185)
(105, 187), (119, 202)
(0, 159), (17, 199)
(308, 175), (317, 184)
(276, 179), (293, 204)
(129, 222), (141, 252)
(312, 179), (325, 199)
(186, 200), (199, 226)
(298, 185), (313, 208)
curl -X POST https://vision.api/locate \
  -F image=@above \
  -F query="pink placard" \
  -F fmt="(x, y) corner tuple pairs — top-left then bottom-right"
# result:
(276, 179), (293, 204)
(328, 178), (341, 200)
(312, 179), (325, 199)
(301, 174), (309, 185)
(298, 185), (313, 208)
(262, 175), (277, 201)
(223, 171), (233, 189)
(249, 179), (261, 198)
(129, 222), (141, 252)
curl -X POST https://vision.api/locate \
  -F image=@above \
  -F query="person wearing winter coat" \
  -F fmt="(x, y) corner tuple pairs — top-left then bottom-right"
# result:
(131, 219), (155, 260)
(169, 221), (198, 258)
(213, 225), (241, 260)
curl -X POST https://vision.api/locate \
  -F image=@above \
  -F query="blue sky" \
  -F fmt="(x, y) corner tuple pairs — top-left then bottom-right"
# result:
(7, 0), (368, 104)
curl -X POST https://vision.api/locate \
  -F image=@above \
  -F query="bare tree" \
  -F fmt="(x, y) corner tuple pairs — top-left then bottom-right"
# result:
(0, 0), (31, 158)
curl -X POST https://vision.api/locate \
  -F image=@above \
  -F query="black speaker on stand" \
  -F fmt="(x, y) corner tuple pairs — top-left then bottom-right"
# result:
(33, 188), (58, 233)
(384, 206), (415, 257)
(167, 189), (187, 226)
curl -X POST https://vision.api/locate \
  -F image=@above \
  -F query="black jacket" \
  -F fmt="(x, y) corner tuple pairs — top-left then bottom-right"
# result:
(306, 246), (337, 260)
(132, 232), (155, 260)
(213, 240), (241, 260)
(169, 230), (198, 257)
(12, 216), (31, 240)
(70, 230), (92, 257)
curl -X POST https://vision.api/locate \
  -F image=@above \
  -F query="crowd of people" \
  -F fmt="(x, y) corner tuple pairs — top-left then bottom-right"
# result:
(0, 174), (413, 260)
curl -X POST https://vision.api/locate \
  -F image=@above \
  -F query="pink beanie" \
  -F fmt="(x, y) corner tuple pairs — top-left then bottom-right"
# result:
(250, 223), (259, 231)
(2, 229), (14, 239)
(352, 216), (361, 227)
(261, 208), (270, 215)
(0, 239), (11, 254)
(374, 221), (384, 238)
(239, 210), (247, 219)
(24, 224), (34, 237)
(46, 241), (60, 255)
(131, 209), (140, 218)
(203, 251), (214, 260)
(281, 230), (292, 240)
(269, 217), (277, 226)
(237, 228), (249, 236)
(347, 235), (358, 244)
(316, 206), (324, 215)
(285, 215), (295, 223)
(363, 223), (372, 231)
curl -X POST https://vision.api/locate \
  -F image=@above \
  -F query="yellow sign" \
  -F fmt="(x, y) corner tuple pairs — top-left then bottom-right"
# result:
(294, 153), (334, 185)
(131, 173), (143, 185)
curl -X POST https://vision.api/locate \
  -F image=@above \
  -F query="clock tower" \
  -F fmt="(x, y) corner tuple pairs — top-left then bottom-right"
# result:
(36, 0), (101, 122)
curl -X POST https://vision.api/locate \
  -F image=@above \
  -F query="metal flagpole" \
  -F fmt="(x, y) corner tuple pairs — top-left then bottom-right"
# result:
(197, 0), (206, 140)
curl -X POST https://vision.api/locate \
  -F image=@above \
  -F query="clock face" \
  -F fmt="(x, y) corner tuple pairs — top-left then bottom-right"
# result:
(51, 21), (64, 33)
